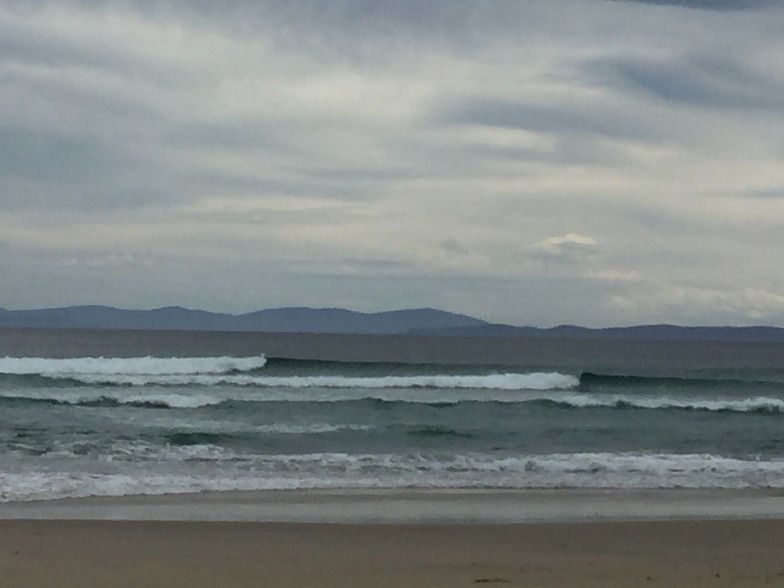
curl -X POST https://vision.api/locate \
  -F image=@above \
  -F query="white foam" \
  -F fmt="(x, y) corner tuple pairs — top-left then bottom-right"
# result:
(241, 372), (579, 391)
(0, 355), (267, 377)
(0, 383), (582, 408)
(253, 423), (374, 434)
(63, 371), (580, 390)
(6, 382), (784, 414)
(4, 450), (784, 502)
(550, 394), (784, 413)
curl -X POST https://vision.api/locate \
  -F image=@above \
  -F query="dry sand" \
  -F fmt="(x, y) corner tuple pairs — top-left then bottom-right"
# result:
(3, 519), (784, 587)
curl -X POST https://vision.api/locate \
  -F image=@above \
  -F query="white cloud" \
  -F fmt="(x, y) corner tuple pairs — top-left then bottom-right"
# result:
(530, 233), (600, 269)
(533, 233), (598, 252)
(610, 284), (784, 325)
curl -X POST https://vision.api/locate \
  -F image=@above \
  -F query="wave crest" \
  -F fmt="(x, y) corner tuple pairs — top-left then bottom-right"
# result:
(0, 356), (578, 391)
(0, 356), (268, 391)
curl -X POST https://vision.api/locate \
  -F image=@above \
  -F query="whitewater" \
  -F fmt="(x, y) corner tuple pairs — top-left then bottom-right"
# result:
(2, 333), (784, 502)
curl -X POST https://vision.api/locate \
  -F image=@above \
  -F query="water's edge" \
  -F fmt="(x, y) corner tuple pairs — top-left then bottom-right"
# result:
(2, 488), (783, 523)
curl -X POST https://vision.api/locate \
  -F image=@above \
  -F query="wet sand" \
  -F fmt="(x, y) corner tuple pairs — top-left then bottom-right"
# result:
(3, 518), (784, 587)
(2, 488), (783, 523)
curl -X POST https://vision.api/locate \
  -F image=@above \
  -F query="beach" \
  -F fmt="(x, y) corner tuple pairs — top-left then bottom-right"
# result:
(2, 489), (784, 587)
(3, 517), (784, 587)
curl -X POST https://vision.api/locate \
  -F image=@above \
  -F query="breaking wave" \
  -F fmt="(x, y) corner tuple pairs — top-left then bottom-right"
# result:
(0, 355), (267, 377)
(0, 355), (578, 390)
(2, 387), (783, 414)
(579, 371), (783, 390)
(4, 451), (784, 502)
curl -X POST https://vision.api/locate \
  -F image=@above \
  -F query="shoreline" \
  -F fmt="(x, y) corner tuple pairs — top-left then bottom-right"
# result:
(4, 488), (784, 586)
(2, 487), (783, 523)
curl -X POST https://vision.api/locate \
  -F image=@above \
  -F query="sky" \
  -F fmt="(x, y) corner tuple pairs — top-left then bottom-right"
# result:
(2, 0), (784, 327)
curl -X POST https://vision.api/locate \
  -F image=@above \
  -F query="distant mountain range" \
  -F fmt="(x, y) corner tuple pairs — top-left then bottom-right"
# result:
(2, 305), (784, 342)
(412, 323), (784, 343)
(0, 305), (486, 335)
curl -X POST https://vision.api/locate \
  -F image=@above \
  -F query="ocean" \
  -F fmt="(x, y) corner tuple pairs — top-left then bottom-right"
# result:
(1, 327), (784, 502)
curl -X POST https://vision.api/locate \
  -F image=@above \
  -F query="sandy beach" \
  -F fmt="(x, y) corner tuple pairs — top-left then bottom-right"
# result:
(2, 518), (784, 587)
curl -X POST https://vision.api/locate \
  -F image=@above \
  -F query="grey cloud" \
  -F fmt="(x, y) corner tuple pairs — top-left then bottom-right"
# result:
(163, 122), (292, 154)
(0, 124), (184, 212)
(440, 239), (470, 256)
(441, 97), (668, 145)
(613, 0), (780, 10)
(186, 171), (388, 206)
(612, 0), (778, 10)
(450, 136), (634, 169)
(746, 187), (784, 198)
(214, 0), (531, 39)
(16, 0), (527, 52)
(591, 55), (783, 110)
(0, 3), (432, 213)
(302, 165), (419, 182)
(0, 130), (111, 186)
(0, 128), (162, 212)
(0, 14), (124, 72)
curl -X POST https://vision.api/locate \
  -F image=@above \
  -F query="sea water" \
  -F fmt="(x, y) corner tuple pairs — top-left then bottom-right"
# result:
(1, 328), (784, 502)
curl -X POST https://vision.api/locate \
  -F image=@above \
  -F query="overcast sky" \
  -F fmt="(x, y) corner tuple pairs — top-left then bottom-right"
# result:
(2, 0), (783, 327)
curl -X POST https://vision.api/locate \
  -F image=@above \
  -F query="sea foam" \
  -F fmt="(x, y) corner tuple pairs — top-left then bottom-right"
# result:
(0, 355), (267, 377)
(4, 450), (784, 502)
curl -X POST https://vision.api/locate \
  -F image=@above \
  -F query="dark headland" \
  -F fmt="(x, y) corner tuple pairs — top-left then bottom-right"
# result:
(1, 305), (784, 343)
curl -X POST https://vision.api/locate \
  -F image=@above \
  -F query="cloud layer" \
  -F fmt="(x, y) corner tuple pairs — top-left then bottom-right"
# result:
(2, 0), (783, 326)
